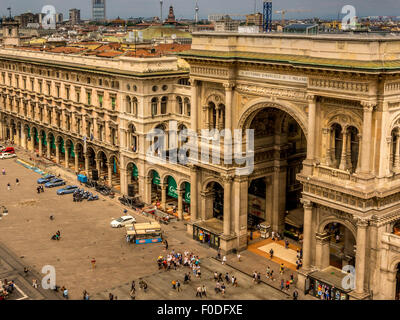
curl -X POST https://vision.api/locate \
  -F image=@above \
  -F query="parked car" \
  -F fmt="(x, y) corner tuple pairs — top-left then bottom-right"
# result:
(110, 215), (136, 228)
(0, 153), (16, 159)
(37, 174), (56, 184)
(0, 147), (15, 154)
(57, 185), (79, 195)
(45, 178), (66, 188)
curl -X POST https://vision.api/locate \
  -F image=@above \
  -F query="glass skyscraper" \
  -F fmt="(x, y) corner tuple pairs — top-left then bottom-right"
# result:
(92, 0), (106, 21)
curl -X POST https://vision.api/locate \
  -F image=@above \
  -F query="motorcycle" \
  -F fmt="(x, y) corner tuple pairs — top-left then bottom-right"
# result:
(88, 195), (99, 201)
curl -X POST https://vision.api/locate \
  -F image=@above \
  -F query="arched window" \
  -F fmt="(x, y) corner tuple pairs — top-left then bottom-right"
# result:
(161, 96), (168, 115)
(132, 97), (138, 115)
(330, 123), (343, 168)
(209, 102), (217, 129)
(126, 96), (132, 114)
(184, 98), (191, 116)
(151, 97), (158, 116)
(177, 96), (183, 114)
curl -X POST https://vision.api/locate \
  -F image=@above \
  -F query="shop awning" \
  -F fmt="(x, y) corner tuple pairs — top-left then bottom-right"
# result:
(167, 176), (178, 199)
(152, 171), (160, 185)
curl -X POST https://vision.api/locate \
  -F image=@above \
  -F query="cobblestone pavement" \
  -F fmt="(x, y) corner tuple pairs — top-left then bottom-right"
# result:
(0, 144), (315, 300)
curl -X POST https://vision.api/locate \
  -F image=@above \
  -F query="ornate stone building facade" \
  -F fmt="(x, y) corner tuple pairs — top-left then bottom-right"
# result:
(3, 29), (400, 299)
(0, 42), (193, 219)
(179, 32), (400, 300)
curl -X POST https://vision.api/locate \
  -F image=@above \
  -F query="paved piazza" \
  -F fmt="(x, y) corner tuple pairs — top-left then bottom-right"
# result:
(0, 157), (289, 300)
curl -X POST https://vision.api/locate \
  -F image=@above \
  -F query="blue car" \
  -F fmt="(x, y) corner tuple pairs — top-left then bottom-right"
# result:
(45, 178), (66, 188)
(57, 185), (79, 195)
(37, 174), (56, 184)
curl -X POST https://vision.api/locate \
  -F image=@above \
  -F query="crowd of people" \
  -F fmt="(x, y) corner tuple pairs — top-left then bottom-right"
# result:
(0, 279), (15, 300)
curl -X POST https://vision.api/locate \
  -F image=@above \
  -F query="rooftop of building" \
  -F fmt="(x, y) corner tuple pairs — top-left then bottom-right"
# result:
(179, 31), (400, 72)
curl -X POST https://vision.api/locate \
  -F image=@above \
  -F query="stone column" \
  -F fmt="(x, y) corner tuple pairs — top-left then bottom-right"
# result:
(161, 183), (167, 210)
(360, 103), (374, 174)
(224, 83), (233, 131)
(64, 143), (69, 169)
(190, 166), (198, 221)
(38, 134), (43, 156)
(47, 138), (51, 159)
(16, 127), (21, 146)
(265, 176), (273, 225)
(394, 131), (400, 171)
(145, 176), (152, 204)
(356, 134), (362, 173)
(323, 128), (330, 165)
(177, 189), (184, 220)
(120, 168), (127, 195)
(203, 105), (209, 130)
(306, 95), (316, 161)
(355, 219), (368, 294)
(190, 80), (198, 133)
(0, 120), (3, 141)
(55, 143), (60, 164)
(75, 151), (79, 173)
(95, 158), (101, 173)
(223, 175), (232, 236)
(107, 161), (113, 187)
(339, 129), (348, 170)
(21, 127), (27, 149)
(315, 232), (331, 270)
(302, 200), (314, 270)
(84, 153), (89, 174)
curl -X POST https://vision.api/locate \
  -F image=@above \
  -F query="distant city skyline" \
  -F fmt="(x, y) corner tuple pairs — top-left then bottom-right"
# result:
(1, 0), (399, 21)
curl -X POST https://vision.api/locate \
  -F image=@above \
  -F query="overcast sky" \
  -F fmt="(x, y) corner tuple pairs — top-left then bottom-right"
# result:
(1, 0), (399, 20)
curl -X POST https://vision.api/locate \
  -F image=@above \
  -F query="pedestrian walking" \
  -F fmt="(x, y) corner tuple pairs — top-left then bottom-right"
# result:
(16, 178), (19, 186)
(196, 286), (202, 298)
(201, 285), (207, 297)
(269, 248), (274, 259)
(231, 275), (235, 286)
(2, 168), (5, 175)
(7, 183), (10, 191)
(237, 252), (241, 262)
(225, 272), (230, 283)
(285, 239), (289, 249)
(63, 288), (69, 299)
(280, 263), (285, 275)
(266, 266), (271, 279)
(164, 240), (169, 250)
(109, 293), (114, 300)
(257, 272), (261, 284)
(176, 280), (181, 292)
(91, 257), (96, 269)
(222, 255), (227, 265)
(131, 280), (135, 292)
(130, 289), (136, 300)
(214, 271), (218, 281)
(270, 270), (274, 281)
(221, 283), (226, 296)
(286, 280), (290, 291)
(280, 279), (284, 291)
(293, 290), (299, 300)
(217, 248), (221, 260)
(172, 280), (176, 290)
